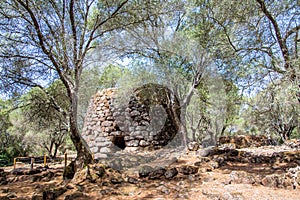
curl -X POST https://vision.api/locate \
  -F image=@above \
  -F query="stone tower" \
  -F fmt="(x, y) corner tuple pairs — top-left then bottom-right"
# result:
(82, 83), (180, 158)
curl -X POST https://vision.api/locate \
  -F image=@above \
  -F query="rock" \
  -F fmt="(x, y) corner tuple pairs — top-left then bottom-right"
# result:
(126, 140), (140, 147)
(188, 141), (200, 151)
(31, 193), (43, 200)
(6, 192), (17, 199)
(0, 187), (9, 193)
(139, 140), (150, 147)
(164, 168), (178, 179)
(130, 110), (140, 117)
(297, 171), (300, 186)
(229, 171), (256, 185)
(225, 149), (239, 157)
(11, 169), (25, 176)
(197, 146), (214, 157)
(101, 121), (113, 127)
(109, 158), (123, 171)
(261, 174), (283, 188)
(94, 153), (108, 159)
(100, 147), (111, 153)
(42, 187), (67, 199)
(110, 175), (124, 184)
(63, 161), (76, 180)
(64, 191), (86, 200)
(148, 167), (166, 180)
(31, 175), (42, 182)
(208, 160), (219, 169)
(157, 185), (170, 194)
(194, 157), (211, 166)
(138, 165), (154, 178)
(26, 169), (42, 175)
(44, 171), (55, 179)
(127, 176), (138, 184)
(94, 165), (106, 178)
(178, 166), (198, 175)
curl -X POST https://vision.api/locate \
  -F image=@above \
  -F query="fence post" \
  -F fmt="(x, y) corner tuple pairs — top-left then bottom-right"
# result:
(30, 158), (34, 170)
(44, 154), (47, 167)
(64, 153), (67, 168)
(13, 158), (16, 169)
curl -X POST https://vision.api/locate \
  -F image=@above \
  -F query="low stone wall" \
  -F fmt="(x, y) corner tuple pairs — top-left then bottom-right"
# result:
(217, 135), (274, 148)
(82, 84), (180, 158)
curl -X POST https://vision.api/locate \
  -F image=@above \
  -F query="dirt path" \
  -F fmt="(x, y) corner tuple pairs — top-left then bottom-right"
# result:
(0, 146), (299, 199)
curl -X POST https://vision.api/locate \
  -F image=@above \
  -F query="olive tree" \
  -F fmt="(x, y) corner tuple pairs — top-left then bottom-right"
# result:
(0, 0), (157, 168)
(248, 79), (299, 141)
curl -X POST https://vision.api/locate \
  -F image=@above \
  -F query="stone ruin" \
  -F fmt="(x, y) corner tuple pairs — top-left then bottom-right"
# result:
(82, 83), (181, 158)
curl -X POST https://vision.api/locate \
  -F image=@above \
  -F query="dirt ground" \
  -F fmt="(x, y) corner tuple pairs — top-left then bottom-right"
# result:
(0, 146), (299, 200)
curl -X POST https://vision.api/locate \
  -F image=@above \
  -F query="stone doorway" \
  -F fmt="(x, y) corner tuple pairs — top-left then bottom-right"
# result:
(112, 136), (126, 150)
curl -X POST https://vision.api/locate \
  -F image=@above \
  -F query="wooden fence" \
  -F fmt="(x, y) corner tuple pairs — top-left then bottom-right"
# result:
(13, 153), (75, 170)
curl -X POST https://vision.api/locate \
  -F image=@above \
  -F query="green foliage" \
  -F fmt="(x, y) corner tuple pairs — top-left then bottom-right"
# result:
(99, 64), (131, 89)
(5, 81), (72, 158)
(0, 99), (26, 161)
(245, 79), (300, 141)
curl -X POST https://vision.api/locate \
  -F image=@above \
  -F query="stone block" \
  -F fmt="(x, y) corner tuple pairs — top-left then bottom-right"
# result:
(99, 117), (106, 122)
(135, 134), (144, 140)
(136, 126), (147, 131)
(95, 137), (107, 143)
(96, 141), (112, 147)
(107, 116), (114, 120)
(126, 140), (140, 147)
(130, 110), (140, 117)
(91, 147), (99, 153)
(110, 131), (122, 136)
(124, 136), (134, 141)
(100, 147), (111, 153)
(102, 121), (113, 127)
(104, 127), (115, 133)
(139, 140), (150, 147)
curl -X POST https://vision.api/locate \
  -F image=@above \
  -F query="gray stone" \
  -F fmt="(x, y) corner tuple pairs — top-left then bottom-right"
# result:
(127, 177), (138, 184)
(138, 165), (154, 178)
(104, 127), (114, 133)
(148, 167), (167, 180)
(136, 126), (147, 131)
(91, 147), (99, 153)
(197, 146), (215, 157)
(126, 140), (139, 147)
(110, 176), (124, 184)
(188, 141), (200, 151)
(178, 166), (198, 175)
(101, 121), (113, 127)
(94, 153), (108, 159)
(95, 137), (107, 143)
(164, 168), (178, 179)
(124, 136), (134, 141)
(130, 110), (140, 117)
(139, 140), (150, 147)
(96, 141), (111, 147)
(100, 147), (111, 153)
(124, 147), (140, 152)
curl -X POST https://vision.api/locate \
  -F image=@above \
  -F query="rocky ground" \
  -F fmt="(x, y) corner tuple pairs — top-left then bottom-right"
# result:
(0, 139), (300, 200)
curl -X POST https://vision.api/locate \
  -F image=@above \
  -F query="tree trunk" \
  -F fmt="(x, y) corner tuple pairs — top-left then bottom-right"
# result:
(68, 90), (93, 169)
(53, 143), (59, 158)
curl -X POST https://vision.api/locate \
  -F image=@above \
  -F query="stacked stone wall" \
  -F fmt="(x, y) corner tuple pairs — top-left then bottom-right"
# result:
(82, 84), (180, 158)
